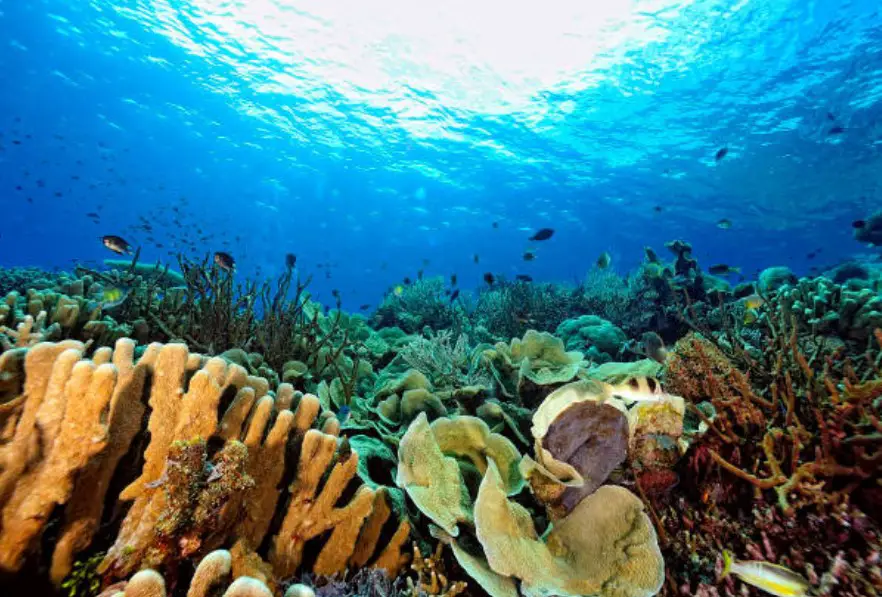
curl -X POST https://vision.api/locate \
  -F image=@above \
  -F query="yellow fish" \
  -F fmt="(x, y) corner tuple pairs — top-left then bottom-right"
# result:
(100, 286), (130, 309)
(743, 308), (759, 326)
(393, 285), (404, 297)
(742, 294), (765, 310)
(721, 551), (809, 597)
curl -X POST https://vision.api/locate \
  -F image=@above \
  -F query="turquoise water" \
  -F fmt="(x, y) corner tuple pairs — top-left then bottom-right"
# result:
(1, 0), (881, 307)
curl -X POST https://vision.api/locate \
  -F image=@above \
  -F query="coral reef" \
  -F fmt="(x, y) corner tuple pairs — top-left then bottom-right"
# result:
(3, 249), (882, 597)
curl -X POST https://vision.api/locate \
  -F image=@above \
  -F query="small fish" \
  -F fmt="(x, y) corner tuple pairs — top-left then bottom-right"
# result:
(403, 277), (412, 285)
(529, 228), (555, 241)
(100, 285), (130, 309)
(606, 377), (668, 405)
(515, 274), (533, 282)
(473, 254), (480, 264)
(451, 273), (458, 286)
(640, 332), (667, 364)
(523, 250), (536, 261)
(359, 303), (370, 310)
(826, 111), (836, 121)
(483, 272), (496, 285)
(417, 269), (424, 281)
(717, 218), (732, 230)
(715, 147), (728, 161)
(214, 251), (235, 271)
(828, 126), (844, 135)
(285, 253), (297, 268)
(653, 205), (663, 213)
(492, 221), (499, 229)
(337, 405), (351, 423)
(449, 289), (460, 302)
(742, 294), (765, 310)
(393, 285), (404, 297)
(743, 309), (760, 326)
(644, 247), (660, 264)
(721, 551), (809, 597)
(708, 264), (741, 276)
(596, 251), (611, 269)
(853, 219), (866, 229)
(101, 235), (132, 255)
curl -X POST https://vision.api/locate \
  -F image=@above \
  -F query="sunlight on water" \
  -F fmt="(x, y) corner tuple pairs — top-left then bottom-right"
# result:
(142, 0), (690, 116)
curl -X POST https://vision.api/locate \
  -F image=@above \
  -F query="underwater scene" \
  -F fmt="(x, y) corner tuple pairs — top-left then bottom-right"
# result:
(3, 0), (882, 596)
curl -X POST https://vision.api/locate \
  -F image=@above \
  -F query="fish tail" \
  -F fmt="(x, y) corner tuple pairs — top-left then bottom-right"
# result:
(721, 551), (733, 579)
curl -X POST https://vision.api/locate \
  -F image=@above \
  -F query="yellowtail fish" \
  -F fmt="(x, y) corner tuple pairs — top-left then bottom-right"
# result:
(393, 285), (404, 297)
(721, 551), (809, 597)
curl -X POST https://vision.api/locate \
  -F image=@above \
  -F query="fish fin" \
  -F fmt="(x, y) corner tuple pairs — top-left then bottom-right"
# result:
(721, 551), (733, 579)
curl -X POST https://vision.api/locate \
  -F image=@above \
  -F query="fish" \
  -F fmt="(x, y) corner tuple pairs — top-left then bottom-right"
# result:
(214, 251), (235, 271)
(596, 251), (611, 269)
(451, 273), (458, 286)
(100, 285), (130, 309)
(644, 247), (660, 264)
(523, 250), (536, 261)
(721, 551), (809, 597)
(708, 264), (741, 275)
(828, 126), (845, 135)
(417, 269), (424, 281)
(403, 277), (412, 285)
(492, 221), (499, 229)
(483, 272), (496, 285)
(640, 332), (667, 364)
(285, 253), (297, 268)
(529, 228), (555, 241)
(101, 235), (133, 255)
(515, 274), (533, 282)
(337, 405), (351, 423)
(359, 304), (371, 310)
(653, 205), (663, 212)
(449, 289), (460, 302)
(602, 377), (676, 407)
(716, 218), (732, 230)
(743, 309), (760, 326)
(715, 147), (728, 161)
(473, 254), (480, 264)
(742, 294), (765, 310)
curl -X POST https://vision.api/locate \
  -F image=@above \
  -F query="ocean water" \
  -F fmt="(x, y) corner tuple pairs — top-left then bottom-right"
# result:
(1, 0), (882, 309)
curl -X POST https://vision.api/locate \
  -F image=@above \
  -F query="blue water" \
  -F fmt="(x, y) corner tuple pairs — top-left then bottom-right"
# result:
(2, 0), (882, 309)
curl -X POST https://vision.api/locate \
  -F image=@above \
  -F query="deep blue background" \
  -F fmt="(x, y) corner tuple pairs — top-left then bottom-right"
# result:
(1, 0), (881, 310)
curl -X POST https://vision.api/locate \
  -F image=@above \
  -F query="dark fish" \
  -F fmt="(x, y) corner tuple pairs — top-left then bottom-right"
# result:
(449, 289), (460, 302)
(492, 221), (499, 229)
(715, 147), (728, 161)
(708, 264), (741, 276)
(359, 304), (371, 310)
(403, 277), (412, 285)
(101, 235), (132, 255)
(337, 405), (351, 423)
(716, 218), (732, 230)
(214, 251), (235, 271)
(473, 254), (480, 264)
(827, 112), (836, 121)
(515, 274), (533, 282)
(653, 205), (663, 212)
(529, 228), (555, 241)
(331, 289), (340, 299)
(483, 272), (496, 285)
(422, 258), (430, 266)
(853, 220), (866, 229)
(596, 251), (611, 269)
(828, 126), (845, 135)
(523, 251), (536, 261)
(806, 251), (816, 259)
(451, 273), (458, 286)
(417, 269), (424, 281)
(285, 253), (296, 268)
(86, 212), (100, 218)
